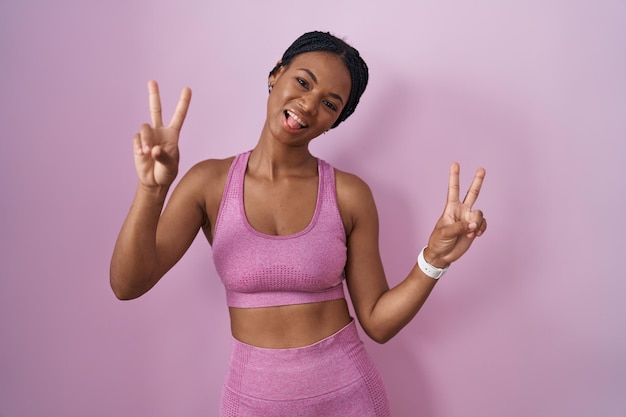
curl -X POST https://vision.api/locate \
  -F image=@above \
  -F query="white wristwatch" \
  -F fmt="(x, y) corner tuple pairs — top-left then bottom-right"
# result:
(417, 247), (449, 279)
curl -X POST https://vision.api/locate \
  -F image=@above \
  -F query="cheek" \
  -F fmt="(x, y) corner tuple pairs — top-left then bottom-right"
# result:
(324, 106), (343, 126)
(267, 90), (286, 115)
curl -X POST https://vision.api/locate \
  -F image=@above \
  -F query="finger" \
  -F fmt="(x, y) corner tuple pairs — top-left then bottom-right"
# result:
(133, 132), (153, 183)
(463, 167), (486, 208)
(446, 162), (460, 204)
(169, 87), (192, 131)
(152, 145), (175, 166)
(139, 123), (152, 153)
(440, 220), (469, 239)
(476, 218), (487, 236)
(466, 209), (484, 225)
(132, 133), (143, 155)
(467, 214), (488, 237)
(148, 80), (163, 127)
(465, 209), (483, 233)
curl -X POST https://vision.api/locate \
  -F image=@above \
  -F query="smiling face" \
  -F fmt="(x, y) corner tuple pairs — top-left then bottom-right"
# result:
(265, 51), (352, 144)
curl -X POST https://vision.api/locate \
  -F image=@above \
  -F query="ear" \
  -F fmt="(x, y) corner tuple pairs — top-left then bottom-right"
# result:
(268, 60), (285, 85)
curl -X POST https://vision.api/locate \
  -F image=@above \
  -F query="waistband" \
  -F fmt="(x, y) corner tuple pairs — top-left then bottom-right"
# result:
(226, 283), (345, 308)
(225, 319), (373, 400)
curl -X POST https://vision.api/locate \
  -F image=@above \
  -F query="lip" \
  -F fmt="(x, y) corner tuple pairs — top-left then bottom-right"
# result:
(284, 109), (309, 131)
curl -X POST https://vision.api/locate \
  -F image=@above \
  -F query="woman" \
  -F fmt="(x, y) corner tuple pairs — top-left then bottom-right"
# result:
(110, 31), (487, 416)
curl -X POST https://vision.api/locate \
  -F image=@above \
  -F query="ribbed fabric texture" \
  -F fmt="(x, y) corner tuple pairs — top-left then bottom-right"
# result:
(212, 151), (347, 308)
(220, 321), (391, 416)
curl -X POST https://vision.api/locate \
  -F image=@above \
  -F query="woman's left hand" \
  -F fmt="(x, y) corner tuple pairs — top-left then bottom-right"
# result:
(424, 162), (487, 267)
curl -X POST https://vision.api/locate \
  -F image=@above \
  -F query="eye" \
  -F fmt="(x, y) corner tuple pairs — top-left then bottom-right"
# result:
(323, 100), (338, 112)
(296, 77), (309, 89)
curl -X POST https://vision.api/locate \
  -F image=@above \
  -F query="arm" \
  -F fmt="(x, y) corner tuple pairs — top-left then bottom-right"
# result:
(110, 80), (200, 300)
(340, 163), (487, 343)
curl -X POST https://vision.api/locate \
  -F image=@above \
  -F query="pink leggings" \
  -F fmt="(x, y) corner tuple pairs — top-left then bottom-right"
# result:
(220, 320), (391, 416)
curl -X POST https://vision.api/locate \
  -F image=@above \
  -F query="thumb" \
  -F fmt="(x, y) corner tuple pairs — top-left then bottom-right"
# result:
(151, 145), (176, 166)
(439, 220), (472, 239)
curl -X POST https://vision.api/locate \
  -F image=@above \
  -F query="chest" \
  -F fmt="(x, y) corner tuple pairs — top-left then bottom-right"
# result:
(243, 174), (319, 236)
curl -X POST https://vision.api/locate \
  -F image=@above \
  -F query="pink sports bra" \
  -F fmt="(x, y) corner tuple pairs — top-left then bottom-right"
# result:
(212, 151), (347, 308)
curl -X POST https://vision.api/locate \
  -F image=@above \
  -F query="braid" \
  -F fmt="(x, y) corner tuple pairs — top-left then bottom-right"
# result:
(269, 31), (369, 129)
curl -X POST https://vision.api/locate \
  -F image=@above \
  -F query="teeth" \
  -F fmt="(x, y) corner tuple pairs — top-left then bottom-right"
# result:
(287, 110), (307, 128)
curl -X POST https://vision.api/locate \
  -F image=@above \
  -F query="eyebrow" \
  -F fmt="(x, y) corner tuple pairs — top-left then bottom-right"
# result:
(297, 68), (345, 105)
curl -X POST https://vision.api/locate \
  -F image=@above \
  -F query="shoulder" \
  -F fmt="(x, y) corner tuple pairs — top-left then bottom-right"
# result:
(333, 168), (378, 235)
(185, 156), (236, 179)
(171, 156), (236, 203)
(334, 168), (375, 202)
(177, 156), (236, 190)
(171, 156), (238, 231)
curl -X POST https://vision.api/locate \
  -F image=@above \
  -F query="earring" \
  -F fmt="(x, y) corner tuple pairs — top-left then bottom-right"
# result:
(268, 84), (273, 93)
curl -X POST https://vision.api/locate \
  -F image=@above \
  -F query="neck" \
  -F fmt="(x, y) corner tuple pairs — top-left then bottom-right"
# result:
(248, 137), (317, 180)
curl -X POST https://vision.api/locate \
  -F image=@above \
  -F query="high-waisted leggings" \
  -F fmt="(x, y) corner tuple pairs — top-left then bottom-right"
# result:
(220, 320), (391, 416)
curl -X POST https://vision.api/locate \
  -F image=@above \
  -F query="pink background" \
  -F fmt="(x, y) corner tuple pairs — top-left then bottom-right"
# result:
(1, 1), (625, 416)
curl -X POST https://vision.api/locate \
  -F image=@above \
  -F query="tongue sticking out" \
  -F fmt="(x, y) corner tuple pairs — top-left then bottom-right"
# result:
(286, 113), (303, 129)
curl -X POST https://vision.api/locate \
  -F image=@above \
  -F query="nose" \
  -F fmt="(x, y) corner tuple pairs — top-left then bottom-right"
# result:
(298, 92), (318, 116)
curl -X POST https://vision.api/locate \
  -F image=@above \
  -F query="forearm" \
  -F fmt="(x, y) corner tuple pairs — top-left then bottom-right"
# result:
(365, 264), (438, 343)
(110, 183), (170, 299)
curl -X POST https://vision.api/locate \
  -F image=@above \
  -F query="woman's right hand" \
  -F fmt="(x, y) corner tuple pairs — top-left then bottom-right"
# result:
(133, 80), (192, 187)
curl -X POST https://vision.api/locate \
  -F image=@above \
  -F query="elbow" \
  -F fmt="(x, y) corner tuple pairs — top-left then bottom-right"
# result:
(109, 260), (156, 300)
(362, 327), (396, 345)
(112, 289), (138, 301)
(110, 283), (135, 301)
(359, 315), (403, 344)
(109, 274), (143, 301)
(370, 333), (393, 345)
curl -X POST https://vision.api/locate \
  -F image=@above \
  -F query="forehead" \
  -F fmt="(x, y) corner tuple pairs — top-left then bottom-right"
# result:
(288, 51), (351, 93)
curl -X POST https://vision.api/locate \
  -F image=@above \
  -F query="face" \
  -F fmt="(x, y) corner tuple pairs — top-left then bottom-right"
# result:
(266, 51), (352, 143)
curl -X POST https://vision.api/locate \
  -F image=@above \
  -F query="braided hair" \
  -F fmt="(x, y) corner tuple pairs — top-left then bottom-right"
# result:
(269, 31), (369, 129)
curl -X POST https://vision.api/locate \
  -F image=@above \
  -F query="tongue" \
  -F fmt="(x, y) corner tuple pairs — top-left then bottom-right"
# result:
(286, 114), (302, 129)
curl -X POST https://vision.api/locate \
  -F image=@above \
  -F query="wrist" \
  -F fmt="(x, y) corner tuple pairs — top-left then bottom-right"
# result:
(423, 246), (450, 269)
(136, 182), (170, 206)
(137, 181), (170, 195)
(417, 247), (450, 279)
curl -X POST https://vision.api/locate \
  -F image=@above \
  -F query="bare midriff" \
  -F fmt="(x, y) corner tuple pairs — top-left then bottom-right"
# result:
(229, 298), (352, 348)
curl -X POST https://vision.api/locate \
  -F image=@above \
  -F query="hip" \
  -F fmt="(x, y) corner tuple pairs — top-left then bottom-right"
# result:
(221, 320), (390, 416)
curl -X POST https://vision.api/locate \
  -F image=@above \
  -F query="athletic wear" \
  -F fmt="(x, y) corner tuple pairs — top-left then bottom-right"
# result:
(212, 150), (347, 308)
(220, 320), (391, 417)
(213, 151), (391, 416)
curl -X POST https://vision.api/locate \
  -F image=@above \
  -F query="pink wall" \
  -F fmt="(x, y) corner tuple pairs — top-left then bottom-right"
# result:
(1, 0), (625, 416)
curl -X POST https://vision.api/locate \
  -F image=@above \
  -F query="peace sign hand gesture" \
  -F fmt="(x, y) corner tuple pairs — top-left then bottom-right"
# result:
(424, 163), (487, 267)
(133, 80), (192, 188)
